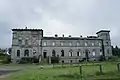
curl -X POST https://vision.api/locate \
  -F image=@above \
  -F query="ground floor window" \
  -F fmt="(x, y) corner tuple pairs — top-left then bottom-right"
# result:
(52, 50), (56, 57)
(61, 50), (64, 57)
(92, 49), (96, 56)
(69, 50), (73, 57)
(24, 49), (29, 56)
(62, 60), (64, 63)
(17, 50), (20, 57)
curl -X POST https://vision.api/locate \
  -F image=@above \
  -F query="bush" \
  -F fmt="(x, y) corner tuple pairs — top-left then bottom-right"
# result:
(107, 56), (120, 62)
(98, 55), (105, 61)
(1, 54), (11, 64)
(18, 57), (39, 64)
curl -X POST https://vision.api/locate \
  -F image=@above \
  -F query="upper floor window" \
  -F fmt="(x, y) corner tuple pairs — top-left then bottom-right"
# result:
(60, 42), (63, 46)
(92, 43), (94, 46)
(18, 40), (22, 44)
(33, 49), (36, 55)
(100, 49), (102, 55)
(85, 42), (88, 46)
(106, 42), (109, 46)
(99, 43), (102, 46)
(69, 42), (72, 46)
(77, 42), (80, 46)
(43, 42), (47, 46)
(52, 42), (55, 46)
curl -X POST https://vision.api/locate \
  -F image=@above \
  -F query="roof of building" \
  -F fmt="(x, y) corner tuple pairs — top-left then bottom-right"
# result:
(43, 37), (102, 40)
(12, 28), (43, 31)
(96, 30), (110, 34)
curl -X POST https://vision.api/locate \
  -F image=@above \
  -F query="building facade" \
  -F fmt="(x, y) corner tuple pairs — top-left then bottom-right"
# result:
(11, 28), (112, 63)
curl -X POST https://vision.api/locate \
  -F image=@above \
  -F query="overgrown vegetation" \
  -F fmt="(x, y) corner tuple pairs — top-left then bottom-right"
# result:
(2, 62), (120, 80)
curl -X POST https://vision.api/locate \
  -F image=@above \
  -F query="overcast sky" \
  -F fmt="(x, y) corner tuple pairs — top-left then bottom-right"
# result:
(0, 0), (120, 48)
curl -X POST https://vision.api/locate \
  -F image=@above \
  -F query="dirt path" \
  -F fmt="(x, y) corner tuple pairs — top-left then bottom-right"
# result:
(0, 65), (23, 79)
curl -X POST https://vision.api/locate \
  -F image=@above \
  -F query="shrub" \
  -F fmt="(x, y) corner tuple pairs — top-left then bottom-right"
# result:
(107, 56), (120, 62)
(18, 57), (39, 64)
(98, 55), (105, 61)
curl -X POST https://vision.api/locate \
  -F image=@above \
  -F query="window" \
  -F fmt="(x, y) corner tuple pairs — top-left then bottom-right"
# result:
(24, 49), (29, 56)
(92, 43), (94, 46)
(77, 50), (81, 56)
(62, 60), (64, 63)
(52, 42), (55, 46)
(33, 49), (36, 55)
(106, 42), (109, 46)
(99, 43), (102, 46)
(85, 42), (88, 46)
(25, 40), (28, 45)
(60, 42), (63, 46)
(52, 50), (56, 57)
(18, 40), (22, 44)
(69, 42), (72, 46)
(43, 42), (47, 46)
(92, 49), (96, 56)
(100, 49), (102, 55)
(61, 50), (64, 57)
(43, 51), (47, 58)
(17, 50), (20, 57)
(77, 42), (80, 46)
(69, 50), (73, 57)
(70, 60), (72, 63)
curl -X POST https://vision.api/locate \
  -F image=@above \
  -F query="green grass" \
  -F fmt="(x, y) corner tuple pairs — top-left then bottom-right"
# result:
(3, 62), (120, 80)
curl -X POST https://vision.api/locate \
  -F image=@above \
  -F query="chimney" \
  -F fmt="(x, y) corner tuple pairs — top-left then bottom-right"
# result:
(55, 34), (58, 37)
(62, 34), (64, 37)
(25, 27), (27, 29)
(80, 35), (82, 38)
(69, 35), (71, 37)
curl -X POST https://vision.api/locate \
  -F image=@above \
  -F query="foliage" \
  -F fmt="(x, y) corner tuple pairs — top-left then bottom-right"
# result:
(18, 57), (39, 64)
(51, 56), (59, 63)
(112, 46), (120, 57)
(98, 55), (105, 61)
(2, 54), (11, 64)
(107, 56), (120, 62)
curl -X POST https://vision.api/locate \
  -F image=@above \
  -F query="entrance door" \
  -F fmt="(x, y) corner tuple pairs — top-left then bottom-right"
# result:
(85, 50), (89, 61)
(43, 52), (47, 58)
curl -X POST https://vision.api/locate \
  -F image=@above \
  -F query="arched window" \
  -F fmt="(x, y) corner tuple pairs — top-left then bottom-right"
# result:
(33, 49), (36, 55)
(69, 49), (73, 57)
(77, 50), (81, 56)
(61, 50), (64, 57)
(43, 50), (47, 58)
(52, 50), (56, 57)
(17, 50), (20, 57)
(24, 49), (29, 56)
(92, 49), (96, 56)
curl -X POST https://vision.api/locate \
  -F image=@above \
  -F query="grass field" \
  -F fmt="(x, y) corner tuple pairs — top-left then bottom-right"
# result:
(3, 62), (120, 80)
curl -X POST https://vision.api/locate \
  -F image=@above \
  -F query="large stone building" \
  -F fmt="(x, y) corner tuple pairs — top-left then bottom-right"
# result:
(11, 28), (112, 63)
